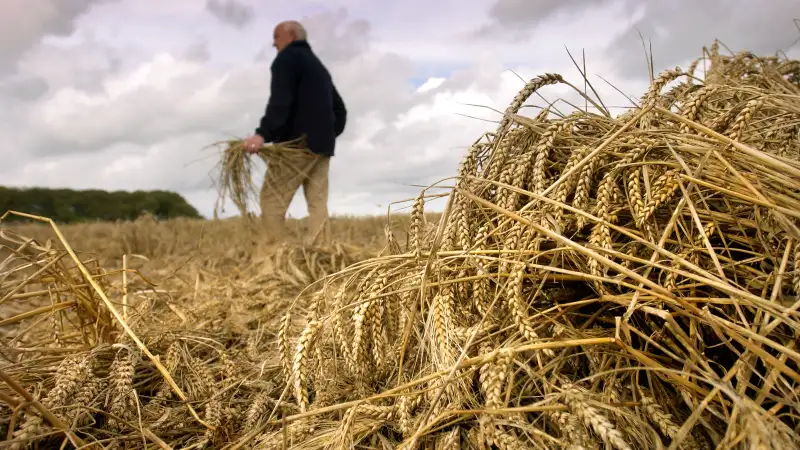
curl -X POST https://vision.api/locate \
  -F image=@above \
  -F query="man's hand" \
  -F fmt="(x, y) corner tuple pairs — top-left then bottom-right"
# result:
(243, 134), (265, 154)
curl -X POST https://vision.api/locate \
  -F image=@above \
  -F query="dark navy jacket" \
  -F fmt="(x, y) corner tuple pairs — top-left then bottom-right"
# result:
(255, 40), (347, 157)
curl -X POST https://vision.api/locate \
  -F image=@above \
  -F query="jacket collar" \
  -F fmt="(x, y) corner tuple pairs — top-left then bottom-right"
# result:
(287, 40), (311, 50)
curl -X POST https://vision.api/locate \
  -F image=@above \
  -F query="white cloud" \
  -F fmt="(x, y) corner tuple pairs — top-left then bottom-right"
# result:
(0, 0), (797, 221)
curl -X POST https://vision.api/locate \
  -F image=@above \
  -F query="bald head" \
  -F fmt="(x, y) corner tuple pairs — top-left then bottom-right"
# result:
(272, 20), (307, 52)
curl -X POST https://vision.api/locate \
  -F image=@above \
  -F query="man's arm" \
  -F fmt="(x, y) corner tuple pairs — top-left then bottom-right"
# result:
(255, 53), (298, 142)
(332, 84), (347, 137)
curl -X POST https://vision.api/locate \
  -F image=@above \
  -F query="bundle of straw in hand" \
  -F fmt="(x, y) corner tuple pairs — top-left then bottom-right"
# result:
(212, 137), (316, 219)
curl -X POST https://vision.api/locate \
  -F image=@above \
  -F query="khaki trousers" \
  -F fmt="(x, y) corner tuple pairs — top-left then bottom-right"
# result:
(259, 152), (331, 246)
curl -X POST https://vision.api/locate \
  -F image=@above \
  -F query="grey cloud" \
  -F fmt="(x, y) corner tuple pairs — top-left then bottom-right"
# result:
(205, 0), (254, 30)
(327, 113), (482, 201)
(0, 0), (113, 70)
(254, 46), (272, 63)
(0, 75), (48, 101)
(487, 0), (608, 27)
(299, 9), (370, 63)
(1, 131), (230, 196)
(0, 106), (28, 170)
(331, 53), (418, 122)
(184, 38), (211, 63)
(606, 0), (800, 77)
(15, 40), (121, 93)
(253, 8), (371, 65)
(0, 40), (129, 171)
(480, 0), (800, 78)
(475, 0), (615, 40)
(20, 66), (262, 157)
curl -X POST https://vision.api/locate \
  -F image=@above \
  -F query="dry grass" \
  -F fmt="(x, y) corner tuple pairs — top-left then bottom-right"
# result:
(2, 40), (800, 450)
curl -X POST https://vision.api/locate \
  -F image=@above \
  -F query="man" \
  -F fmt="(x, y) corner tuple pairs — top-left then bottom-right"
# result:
(243, 20), (347, 246)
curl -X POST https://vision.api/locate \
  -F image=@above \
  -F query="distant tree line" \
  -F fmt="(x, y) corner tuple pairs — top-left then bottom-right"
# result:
(0, 186), (202, 223)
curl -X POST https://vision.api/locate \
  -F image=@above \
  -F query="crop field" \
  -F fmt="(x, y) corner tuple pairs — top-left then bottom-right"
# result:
(1, 41), (800, 450)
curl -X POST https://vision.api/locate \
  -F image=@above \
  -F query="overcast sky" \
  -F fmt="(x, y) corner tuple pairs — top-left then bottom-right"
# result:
(1, 0), (798, 219)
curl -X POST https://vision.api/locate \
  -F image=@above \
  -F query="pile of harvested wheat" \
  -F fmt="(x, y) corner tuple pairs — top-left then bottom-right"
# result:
(266, 42), (800, 449)
(2, 40), (800, 449)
